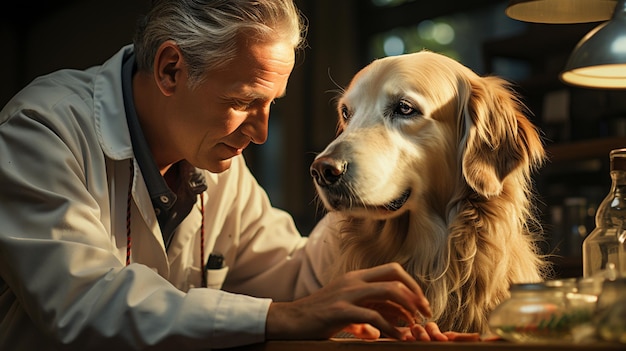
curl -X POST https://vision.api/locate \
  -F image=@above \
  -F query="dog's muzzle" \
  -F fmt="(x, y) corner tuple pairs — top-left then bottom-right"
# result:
(311, 156), (411, 212)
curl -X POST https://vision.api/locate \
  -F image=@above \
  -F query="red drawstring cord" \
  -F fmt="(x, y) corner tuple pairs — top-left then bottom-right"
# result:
(126, 160), (133, 266)
(200, 193), (206, 288)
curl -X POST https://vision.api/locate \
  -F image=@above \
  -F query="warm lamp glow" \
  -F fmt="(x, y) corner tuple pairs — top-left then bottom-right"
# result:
(560, 0), (626, 89)
(506, 0), (616, 24)
(561, 64), (626, 88)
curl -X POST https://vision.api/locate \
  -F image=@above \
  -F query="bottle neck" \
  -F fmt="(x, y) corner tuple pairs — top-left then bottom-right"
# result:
(594, 170), (626, 224)
(611, 170), (626, 188)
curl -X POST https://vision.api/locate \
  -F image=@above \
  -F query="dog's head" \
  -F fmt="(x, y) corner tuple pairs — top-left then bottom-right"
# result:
(310, 51), (544, 219)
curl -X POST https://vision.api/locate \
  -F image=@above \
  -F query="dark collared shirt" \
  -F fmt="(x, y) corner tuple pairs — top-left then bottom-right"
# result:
(121, 51), (207, 249)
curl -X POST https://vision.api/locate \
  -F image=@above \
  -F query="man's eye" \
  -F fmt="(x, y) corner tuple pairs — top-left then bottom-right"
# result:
(232, 100), (252, 110)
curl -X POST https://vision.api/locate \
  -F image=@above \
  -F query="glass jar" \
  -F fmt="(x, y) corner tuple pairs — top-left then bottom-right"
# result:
(582, 148), (626, 278)
(488, 282), (570, 343)
(595, 277), (626, 343)
(566, 278), (602, 343)
(487, 278), (601, 343)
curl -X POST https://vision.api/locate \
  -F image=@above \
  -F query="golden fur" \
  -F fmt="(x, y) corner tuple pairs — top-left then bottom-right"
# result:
(310, 51), (549, 333)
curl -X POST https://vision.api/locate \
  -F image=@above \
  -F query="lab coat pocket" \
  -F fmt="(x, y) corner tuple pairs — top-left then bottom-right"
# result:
(205, 266), (229, 290)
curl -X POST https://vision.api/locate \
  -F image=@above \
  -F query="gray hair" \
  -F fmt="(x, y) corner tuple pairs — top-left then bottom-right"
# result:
(133, 0), (307, 87)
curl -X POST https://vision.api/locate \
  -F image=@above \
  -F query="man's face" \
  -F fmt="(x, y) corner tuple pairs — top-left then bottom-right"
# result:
(166, 39), (295, 173)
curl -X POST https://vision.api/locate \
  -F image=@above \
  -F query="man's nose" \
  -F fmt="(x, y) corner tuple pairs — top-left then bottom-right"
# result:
(241, 107), (269, 144)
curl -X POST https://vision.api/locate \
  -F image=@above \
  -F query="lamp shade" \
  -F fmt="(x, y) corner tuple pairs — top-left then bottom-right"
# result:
(560, 0), (626, 89)
(506, 0), (616, 23)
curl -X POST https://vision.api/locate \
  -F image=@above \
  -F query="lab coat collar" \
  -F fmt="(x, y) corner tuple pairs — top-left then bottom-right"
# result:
(93, 44), (170, 277)
(94, 44), (135, 162)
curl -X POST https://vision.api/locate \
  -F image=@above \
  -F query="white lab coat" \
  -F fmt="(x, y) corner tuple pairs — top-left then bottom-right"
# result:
(0, 45), (336, 351)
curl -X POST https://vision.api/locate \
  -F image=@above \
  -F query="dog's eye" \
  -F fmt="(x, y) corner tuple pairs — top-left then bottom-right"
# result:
(393, 100), (418, 117)
(340, 105), (351, 121)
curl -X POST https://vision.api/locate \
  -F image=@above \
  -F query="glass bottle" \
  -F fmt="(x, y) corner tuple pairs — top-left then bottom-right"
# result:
(582, 148), (626, 278)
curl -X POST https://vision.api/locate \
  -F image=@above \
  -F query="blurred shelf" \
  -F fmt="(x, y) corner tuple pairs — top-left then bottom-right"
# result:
(546, 137), (626, 164)
(483, 23), (597, 65)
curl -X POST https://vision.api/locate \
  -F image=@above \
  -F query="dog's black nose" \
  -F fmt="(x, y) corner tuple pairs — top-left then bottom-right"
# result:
(310, 157), (346, 186)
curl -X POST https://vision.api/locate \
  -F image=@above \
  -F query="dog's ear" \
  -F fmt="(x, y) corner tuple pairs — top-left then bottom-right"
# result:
(461, 76), (544, 198)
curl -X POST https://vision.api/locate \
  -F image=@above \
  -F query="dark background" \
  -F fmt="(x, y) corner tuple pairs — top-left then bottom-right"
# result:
(2, 0), (625, 277)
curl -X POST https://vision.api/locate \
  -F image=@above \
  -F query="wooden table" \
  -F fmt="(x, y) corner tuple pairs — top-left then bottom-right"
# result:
(224, 339), (624, 351)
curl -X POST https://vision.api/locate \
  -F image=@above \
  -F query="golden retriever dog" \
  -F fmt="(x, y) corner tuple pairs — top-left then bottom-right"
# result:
(310, 51), (548, 334)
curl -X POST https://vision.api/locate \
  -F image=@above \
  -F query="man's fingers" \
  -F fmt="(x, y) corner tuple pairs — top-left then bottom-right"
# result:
(443, 331), (481, 341)
(411, 322), (452, 341)
(424, 322), (449, 341)
(365, 300), (428, 334)
(412, 323), (482, 342)
(411, 324), (431, 341)
(348, 263), (432, 319)
(342, 323), (380, 340)
(337, 305), (408, 340)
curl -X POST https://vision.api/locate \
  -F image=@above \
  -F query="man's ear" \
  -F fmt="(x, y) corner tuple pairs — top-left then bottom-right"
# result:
(154, 40), (185, 97)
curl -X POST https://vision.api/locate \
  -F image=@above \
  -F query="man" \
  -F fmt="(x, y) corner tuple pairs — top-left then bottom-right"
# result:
(0, 1), (447, 350)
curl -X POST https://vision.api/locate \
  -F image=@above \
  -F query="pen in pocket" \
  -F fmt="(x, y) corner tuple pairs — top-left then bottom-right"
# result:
(206, 253), (224, 270)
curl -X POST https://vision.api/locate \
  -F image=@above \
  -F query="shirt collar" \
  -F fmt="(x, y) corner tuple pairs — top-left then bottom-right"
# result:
(121, 52), (177, 211)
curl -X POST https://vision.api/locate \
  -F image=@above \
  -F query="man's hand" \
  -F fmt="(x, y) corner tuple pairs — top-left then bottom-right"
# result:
(265, 262), (432, 341)
(409, 322), (481, 341)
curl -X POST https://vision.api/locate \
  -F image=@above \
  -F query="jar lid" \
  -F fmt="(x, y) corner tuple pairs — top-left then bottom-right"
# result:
(610, 148), (626, 171)
(544, 277), (577, 290)
(509, 281), (570, 292)
(510, 283), (551, 291)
